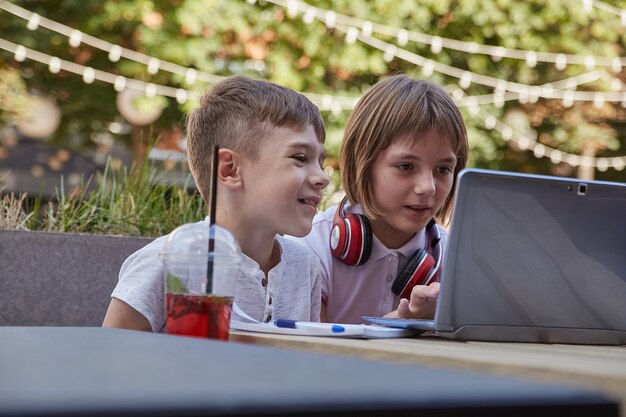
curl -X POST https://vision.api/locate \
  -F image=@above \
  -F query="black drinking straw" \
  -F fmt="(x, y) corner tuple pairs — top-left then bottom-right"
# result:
(206, 144), (219, 293)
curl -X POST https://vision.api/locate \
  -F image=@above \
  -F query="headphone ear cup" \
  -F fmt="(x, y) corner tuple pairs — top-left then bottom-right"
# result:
(339, 213), (369, 266)
(330, 216), (349, 259)
(357, 214), (372, 266)
(391, 249), (435, 299)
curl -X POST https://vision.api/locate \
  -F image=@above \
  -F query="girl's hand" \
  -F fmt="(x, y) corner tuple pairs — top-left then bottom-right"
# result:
(396, 282), (440, 319)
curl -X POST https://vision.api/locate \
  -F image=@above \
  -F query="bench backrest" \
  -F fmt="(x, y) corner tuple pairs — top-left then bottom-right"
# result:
(0, 230), (154, 326)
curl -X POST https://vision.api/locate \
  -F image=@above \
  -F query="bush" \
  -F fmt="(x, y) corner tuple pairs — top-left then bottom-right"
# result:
(0, 159), (205, 237)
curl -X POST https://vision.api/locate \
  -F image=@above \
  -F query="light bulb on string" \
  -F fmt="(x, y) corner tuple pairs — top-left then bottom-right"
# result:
(612, 158), (625, 171)
(345, 27), (358, 44)
(563, 91), (574, 108)
(324, 11), (336, 28)
(176, 89), (188, 104)
(48, 57), (61, 74)
(147, 58), (160, 75)
(185, 68), (197, 85)
(491, 46), (505, 62)
(286, 0), (299, 18)
(566, 154), (580, 167)
(494, 93), (505, 108)
(108, 45), (122, 62)
(555, 54), (567, 71)
(114, 76), (126, 92)
(397, 29), (408, 46)
(145, 83), (157, 98)
(550, 150), (562, 164)
(495, 80), (507, 94)
(14, 45), (26, 62)
(422, 60), (434, 77)
(502, 127), (513, 141)
(69, 30), (82, 48)
(518, 136), (530, 150)
(460, 72), (472, 89)
(585, 56), (596, 70)
(611, 78), (622, 91)
(383, 45), (397, 62)
(533, 144), (546, 158)
(26, 13), (40, 31)
(82, 67), (95, 84)
(529, 87), (540, 103)
(302, 7), (316, 24)
(597, 158), (609, 172)
(484, 115), (496, 129)
(361, 21), (373, 37)
(431, 36), (442, 54)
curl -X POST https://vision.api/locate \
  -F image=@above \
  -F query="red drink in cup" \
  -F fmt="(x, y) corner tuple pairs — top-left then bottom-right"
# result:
(165, 294), (233, 340)
(161, 223), (241, 340)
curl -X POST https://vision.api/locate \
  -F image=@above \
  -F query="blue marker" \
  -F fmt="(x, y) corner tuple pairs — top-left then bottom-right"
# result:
(275, 319), (345, 333)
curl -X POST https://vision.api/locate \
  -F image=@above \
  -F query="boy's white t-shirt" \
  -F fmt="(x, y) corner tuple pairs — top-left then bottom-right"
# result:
(293, 204), (449, 324)
(111, 218), (322, 332)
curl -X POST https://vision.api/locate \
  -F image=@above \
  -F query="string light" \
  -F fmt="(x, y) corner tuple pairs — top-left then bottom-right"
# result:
(26, 13), (40, 31)
(0, 37), (357, 113)
(147, 58), (160, 75)
(108, 45), (122, 62)
(2, 1), (625, 171)
(3, 0), (623, 106)
(0, 1), (223, 84)
(334, 22), (625, 102)
(260, 0), (626, 69)
(345, 27), (358, 44)
(14, 44), (26, 61)
(48, 56), (61, 73)
(114, 76), (126, 92)
(68, 30), (82, 48)
(582, 0), (626, 24)
(82, 67), (95, 84)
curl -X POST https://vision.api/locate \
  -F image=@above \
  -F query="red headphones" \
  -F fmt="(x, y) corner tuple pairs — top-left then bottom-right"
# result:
(330, 198), (442, 299)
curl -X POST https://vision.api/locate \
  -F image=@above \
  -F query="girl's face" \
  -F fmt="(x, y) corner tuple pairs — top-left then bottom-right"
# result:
(369, 130), (457, 249)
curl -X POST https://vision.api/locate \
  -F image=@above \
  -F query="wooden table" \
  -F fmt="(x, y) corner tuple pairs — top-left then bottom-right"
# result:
(231, 331), (626, 416)
(3, 327), (617, 417)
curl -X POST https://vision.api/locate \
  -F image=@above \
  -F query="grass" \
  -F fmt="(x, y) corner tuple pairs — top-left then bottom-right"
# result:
(0, 159), (206, 237)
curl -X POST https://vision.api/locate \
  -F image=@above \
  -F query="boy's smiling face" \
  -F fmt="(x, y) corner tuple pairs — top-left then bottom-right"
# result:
(239, 124), (329, 238)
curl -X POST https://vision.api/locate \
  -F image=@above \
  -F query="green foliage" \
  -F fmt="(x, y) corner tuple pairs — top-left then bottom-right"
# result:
(1, 0), (625, 183)
(1, 158), (205, 237)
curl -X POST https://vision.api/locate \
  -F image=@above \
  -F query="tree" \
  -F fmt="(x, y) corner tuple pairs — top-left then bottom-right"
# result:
(1, 0), (625, 183)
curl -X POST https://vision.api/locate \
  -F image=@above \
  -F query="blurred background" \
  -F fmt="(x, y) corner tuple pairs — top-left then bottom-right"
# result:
(1, 0), (625, 204)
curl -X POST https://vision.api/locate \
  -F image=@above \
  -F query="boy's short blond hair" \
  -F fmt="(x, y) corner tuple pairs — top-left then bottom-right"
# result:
(340, 75), (468, 224)
(186, 75), (326, 204)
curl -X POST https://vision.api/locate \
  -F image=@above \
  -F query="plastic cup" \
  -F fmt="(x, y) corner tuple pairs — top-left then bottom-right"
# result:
(161, 223), (241, 340)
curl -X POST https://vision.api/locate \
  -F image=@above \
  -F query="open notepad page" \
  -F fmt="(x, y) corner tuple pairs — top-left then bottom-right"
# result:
(230, 303), (420, 339)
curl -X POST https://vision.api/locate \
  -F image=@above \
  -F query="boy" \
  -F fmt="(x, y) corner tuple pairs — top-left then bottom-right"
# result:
(103, 76), (330, 332)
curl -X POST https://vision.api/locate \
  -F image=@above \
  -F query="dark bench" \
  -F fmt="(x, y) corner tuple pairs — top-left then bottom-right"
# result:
(0, 230), (153, 326)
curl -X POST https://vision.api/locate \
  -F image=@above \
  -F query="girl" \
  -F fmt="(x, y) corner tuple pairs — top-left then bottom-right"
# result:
(298, 74), (469, 324)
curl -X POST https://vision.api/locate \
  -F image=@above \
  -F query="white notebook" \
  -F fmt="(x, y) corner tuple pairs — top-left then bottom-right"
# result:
(230, 303), (419, 339)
